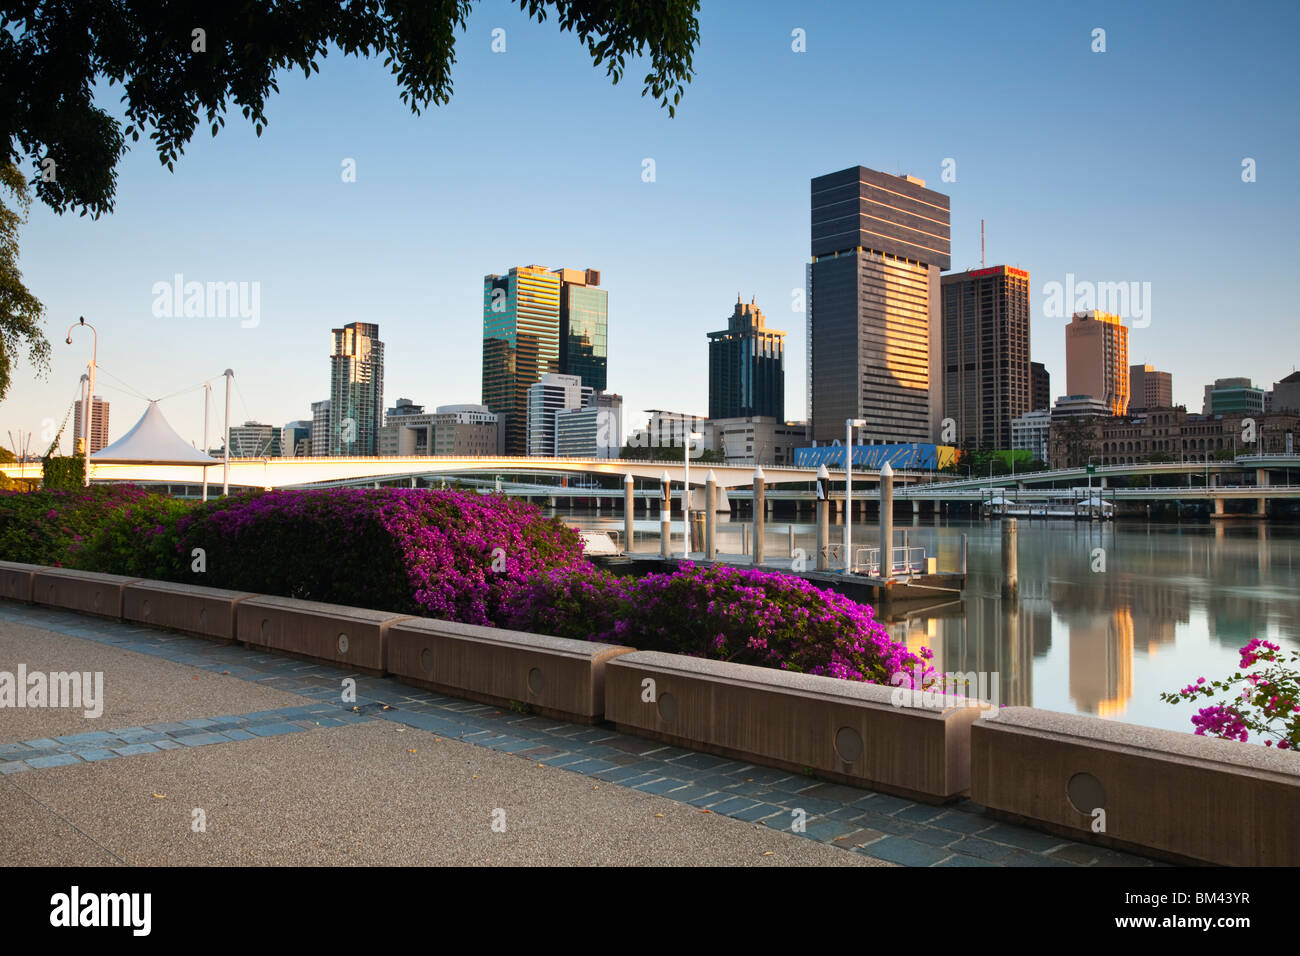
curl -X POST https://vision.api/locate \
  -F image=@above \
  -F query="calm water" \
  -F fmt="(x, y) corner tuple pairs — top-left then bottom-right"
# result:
(560, 506), (1300, 735)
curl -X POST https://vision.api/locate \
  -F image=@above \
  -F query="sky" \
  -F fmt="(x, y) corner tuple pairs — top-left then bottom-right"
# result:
(4, 0), (1298, 454)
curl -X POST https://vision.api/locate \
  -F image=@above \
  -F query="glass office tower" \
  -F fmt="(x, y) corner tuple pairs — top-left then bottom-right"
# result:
(558, 268), (607, 393)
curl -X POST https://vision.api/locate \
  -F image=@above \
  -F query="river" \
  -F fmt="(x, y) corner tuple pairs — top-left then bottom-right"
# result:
(559, 507), (1300, 735)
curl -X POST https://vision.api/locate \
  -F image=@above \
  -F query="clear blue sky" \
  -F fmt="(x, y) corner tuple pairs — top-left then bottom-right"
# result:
(5, 0), (1297, 453)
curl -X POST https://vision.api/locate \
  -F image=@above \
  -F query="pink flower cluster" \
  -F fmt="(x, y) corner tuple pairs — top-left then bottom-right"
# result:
(505, 560), (931, 688)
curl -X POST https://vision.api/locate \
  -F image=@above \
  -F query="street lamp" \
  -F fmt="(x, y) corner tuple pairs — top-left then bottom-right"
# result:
(844, 418), (866, 572)
(64, 317), (98, 487)
(683, 427), (703, 559)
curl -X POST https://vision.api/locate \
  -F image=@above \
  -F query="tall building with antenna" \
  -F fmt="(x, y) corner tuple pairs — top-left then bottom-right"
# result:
(941, 266), (1032, 450)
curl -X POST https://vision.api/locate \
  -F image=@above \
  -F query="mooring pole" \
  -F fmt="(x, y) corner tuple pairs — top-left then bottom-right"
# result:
(705, 470), (717, 560)
(816, 464), (830, 571)
(879, 461), (894, 579)
(753, 466), (766, 567)
(659, 470), (671, 560)
(624, 472), (634, 553)
(1001, 518), (1019, 600)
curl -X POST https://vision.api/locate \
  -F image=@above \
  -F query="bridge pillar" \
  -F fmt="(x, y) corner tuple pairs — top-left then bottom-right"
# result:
(1214, 496), (1225, 516)
(1256, 468), (1269, 517)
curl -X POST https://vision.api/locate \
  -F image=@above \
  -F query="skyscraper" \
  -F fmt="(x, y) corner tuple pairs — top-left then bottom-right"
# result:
(940, 266), (1031, 450)
(483, 265), (561, 456)
(329, 323), (384, 455)
(809, 166), (951, 443)
(1065, 311), (1129, 416)
(1128, 364), (1172, 412)
(73, 395), (110, 453)
(708, 295), (785, 420)
(1031, 362), (1051, 412)
(483, 264), (606, 456)
(557, 268), (607, 392)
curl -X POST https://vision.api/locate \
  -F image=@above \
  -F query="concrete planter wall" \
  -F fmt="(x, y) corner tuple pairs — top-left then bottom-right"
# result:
(972, 707), (1300, 866)
(236, 595), (412, 675)
(3, 561), (1299, 864)
(387, 618), (633, 723)
(32, 568), (141, 619)
(123, 580), (257, 643)
(0, 561), (45, 602)
(605, 650), (985, 803)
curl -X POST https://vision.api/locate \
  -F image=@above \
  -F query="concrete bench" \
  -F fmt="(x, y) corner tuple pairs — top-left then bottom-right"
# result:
(0, 561), (47, 603)
(124, 580), (257, 643)
(237, 596), (413, 674)
(971, 707), (1300, 866)
(32, 568), (141, 619)
(387, 618), (634, 723)
(605, 651), (986, 802)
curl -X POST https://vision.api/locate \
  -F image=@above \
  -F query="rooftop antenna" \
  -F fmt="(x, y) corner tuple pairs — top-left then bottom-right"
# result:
(981, 219), (985, 268)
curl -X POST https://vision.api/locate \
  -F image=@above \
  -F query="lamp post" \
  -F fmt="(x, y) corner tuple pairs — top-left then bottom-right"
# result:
(64, 317), (98, 486)
(222, 369), (234, 495)
(844, 418), (866, 572)
(202, 381), (211, 501)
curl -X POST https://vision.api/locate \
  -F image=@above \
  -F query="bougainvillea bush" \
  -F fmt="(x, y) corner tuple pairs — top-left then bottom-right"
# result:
(1, 484), (929, 687)
(170, 488), (588, 624)
(506, 561), (932, 686)
(0, 485), (159, 566)
(1162, 638), (1300, 751)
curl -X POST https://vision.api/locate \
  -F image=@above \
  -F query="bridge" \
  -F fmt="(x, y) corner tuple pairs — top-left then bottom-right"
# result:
(6, 454), (1300, 515)
(924, 456), (1300, 491)
(0, 455), (918, 490)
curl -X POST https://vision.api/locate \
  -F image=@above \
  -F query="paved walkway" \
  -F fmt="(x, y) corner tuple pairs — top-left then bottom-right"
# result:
(0, 603), (1161, 867)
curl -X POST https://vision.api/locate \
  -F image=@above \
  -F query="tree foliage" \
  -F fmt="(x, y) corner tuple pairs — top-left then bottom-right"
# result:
(40, 454), (84, 490)
(1, 0), (701, 218)
(0, 161), (51, 401)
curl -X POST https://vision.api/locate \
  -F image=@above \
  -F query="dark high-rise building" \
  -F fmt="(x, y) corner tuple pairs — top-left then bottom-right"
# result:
(1031, 362), (1051, 412)
(940, 266), (1032, 450)
(708, 296), (785, 420)
(557, 268), (607, 392)
(329, 322), (384, 455)
(809, 166), (951, 443)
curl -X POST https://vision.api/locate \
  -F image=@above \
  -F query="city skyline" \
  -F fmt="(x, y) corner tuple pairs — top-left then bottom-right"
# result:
(3, 0), (1298, 450)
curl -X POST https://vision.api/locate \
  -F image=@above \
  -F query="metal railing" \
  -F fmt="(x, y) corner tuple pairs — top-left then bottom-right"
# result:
(853, 546), (927, 576)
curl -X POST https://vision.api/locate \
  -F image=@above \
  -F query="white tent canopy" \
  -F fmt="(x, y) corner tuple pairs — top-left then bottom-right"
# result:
(90, 401), (215, 466)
